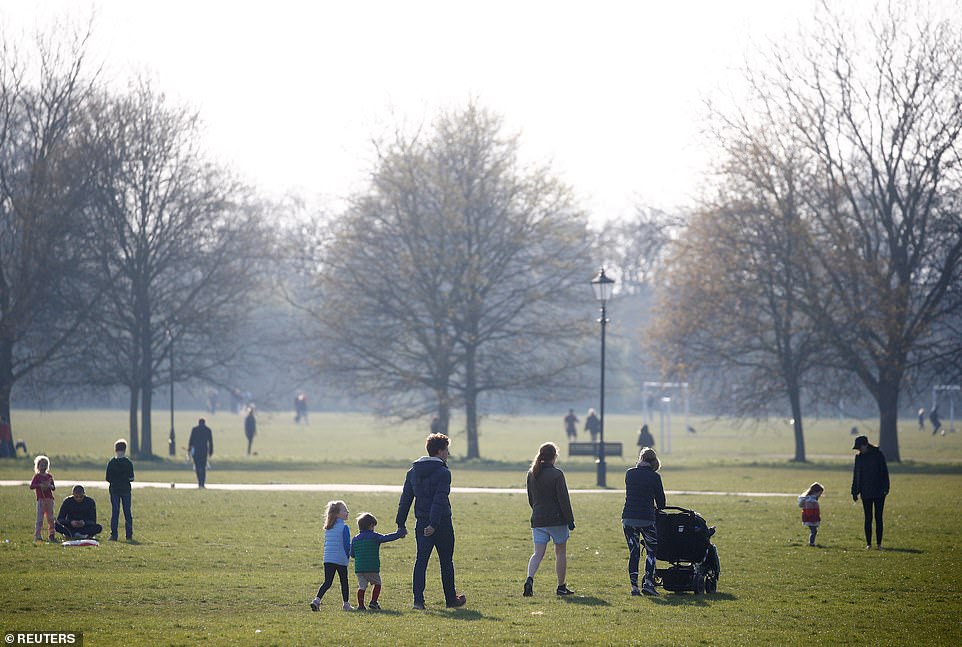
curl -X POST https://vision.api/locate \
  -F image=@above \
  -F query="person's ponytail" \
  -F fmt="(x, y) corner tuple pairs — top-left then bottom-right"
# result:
(530, 442), (558, 479)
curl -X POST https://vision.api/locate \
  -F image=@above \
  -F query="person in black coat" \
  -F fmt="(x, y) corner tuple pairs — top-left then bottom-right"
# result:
(188, 418), (214, 488)
(622, 447), (666, 596)
(244, 407), (257, 455)
(851, 435), (890, 550)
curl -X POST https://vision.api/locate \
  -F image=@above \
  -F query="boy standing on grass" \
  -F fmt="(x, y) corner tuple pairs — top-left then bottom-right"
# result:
(350, 512), (407, 610)
(106, 439), (135, 541)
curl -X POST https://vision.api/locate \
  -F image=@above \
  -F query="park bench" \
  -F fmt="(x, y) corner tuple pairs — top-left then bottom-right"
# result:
(568, 441), (623, 458)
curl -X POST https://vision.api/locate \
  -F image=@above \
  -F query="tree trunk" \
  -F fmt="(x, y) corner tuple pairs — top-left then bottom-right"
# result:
(0, 332), (13, 427)
(140, 379), (153, 457)
(464, 346), (480, 459)
(789, 386), (806, 462)
(877, 381), (901, 463)
(128, 386), (140, 455)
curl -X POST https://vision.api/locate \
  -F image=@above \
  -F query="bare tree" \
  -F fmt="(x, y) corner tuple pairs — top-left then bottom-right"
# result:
(307, 103), (593, 458)
(0, 23), (100, 425)
(666, 2), (962, 461)
(82, 79), (269, 456)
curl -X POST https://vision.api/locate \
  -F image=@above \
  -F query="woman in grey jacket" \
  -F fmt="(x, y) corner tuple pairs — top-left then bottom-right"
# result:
(524, 442), (576, 597)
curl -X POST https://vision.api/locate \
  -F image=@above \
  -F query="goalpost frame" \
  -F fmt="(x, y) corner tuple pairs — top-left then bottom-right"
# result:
(932, 385), (960, 433)
(641, 381), (690, 454)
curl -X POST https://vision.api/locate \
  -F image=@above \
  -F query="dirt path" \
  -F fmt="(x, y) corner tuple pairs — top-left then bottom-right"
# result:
(0, 480), (796, 497)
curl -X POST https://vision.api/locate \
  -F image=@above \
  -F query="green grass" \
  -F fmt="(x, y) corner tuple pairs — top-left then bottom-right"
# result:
(1, 410), (961, 645)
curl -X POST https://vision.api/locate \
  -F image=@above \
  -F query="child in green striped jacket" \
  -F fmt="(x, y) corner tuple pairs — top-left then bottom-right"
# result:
(350, 512), (407, 610)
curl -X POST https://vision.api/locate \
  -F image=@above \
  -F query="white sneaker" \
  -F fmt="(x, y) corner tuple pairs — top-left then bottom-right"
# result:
(342, 602), (355, 611)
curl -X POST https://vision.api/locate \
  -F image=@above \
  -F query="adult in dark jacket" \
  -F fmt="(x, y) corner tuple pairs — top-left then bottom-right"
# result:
(584, 408), (601, 442)
(523, 442), (576, 597)
(622, 446), (666, 596)
(244, 407), (257, 456)
(105, 438), (135, 541)
(851, 435), (890, 549)
(188, 418), (214, 488)
(55, 485), (103, 539)
(396, 433), (466, 610)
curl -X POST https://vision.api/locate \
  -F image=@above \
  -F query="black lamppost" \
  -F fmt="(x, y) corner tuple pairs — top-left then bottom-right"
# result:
(167, 328), (176, 456)
(591, 267), (615, 487)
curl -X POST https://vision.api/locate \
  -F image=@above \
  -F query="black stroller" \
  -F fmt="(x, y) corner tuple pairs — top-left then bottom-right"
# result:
(654, 506), (720, 594)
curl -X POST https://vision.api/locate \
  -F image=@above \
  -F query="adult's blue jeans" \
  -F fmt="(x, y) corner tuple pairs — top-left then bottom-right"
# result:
(413, 518), (457, 605)
(110, 492), (133, 538)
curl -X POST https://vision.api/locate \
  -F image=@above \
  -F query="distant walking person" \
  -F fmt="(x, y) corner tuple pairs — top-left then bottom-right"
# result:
(584, 408), (601, 443)
(244, 407), (257, 455)
(917, 408), (925, 431)
(0, 415), (13, 458)
(930, 407), (942, 435)
(851, 435), (889, 550)
(188, 418), (214, 488)
(294, 392), (309, 425)
(523, 442), (576, 598)
(637, 424), (654, 449)
(105, 439), (135, 541)
(563, 409), (579, 441)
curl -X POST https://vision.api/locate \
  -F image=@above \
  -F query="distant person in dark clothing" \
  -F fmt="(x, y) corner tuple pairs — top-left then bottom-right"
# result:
(0, 415), (13, 457)
(918, 408), (925, 431)
(930, 407), (942, 435)
(637, 424), (654, 449)
(430, 416), (442, 435)
(851, 435), (889, 550)
(55, 485), (103, 539)
(105, 439), (135, 541)
(294, 392), (309, 425)
(188, 418), (214, 488)
(244, 407), (257, 455)
(563, 409), (579, 441)
(584, 409), (601, 442)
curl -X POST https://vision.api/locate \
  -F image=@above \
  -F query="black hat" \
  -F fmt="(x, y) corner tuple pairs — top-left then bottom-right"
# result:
(852, 435), (869, 450)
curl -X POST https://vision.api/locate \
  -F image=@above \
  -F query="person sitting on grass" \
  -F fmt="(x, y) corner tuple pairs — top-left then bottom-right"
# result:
(350, 512), (407, 610)
(55, 485), (103, 539)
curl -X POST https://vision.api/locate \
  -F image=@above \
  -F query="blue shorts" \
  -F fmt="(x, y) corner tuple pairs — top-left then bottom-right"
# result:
(532, 525), (569, 545)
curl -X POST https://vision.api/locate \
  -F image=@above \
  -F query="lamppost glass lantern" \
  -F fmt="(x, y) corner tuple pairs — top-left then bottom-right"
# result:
(590, 267), (615, 487)
(591, 267), (615, 303)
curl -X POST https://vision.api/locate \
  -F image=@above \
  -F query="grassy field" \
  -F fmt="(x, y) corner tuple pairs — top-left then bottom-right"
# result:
(1, 410), (960, 646)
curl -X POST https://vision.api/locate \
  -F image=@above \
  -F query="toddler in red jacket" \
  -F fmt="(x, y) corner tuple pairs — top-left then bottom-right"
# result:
(797, 482), (824, 546)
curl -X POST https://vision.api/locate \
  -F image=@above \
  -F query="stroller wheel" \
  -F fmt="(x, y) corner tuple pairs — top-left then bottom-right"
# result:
(705, 575), (717, 594)
(693, 573), (706, 595)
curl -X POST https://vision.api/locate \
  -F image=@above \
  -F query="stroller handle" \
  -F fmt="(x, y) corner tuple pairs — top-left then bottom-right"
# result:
(658, 506), (695, 514)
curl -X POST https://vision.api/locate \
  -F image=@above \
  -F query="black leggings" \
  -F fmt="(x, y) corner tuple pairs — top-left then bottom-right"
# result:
(861, 496), (885, 546)
(316, 562), (350, 602)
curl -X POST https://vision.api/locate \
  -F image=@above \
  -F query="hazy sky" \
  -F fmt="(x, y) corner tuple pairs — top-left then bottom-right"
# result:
(2, 0), (816, 221)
